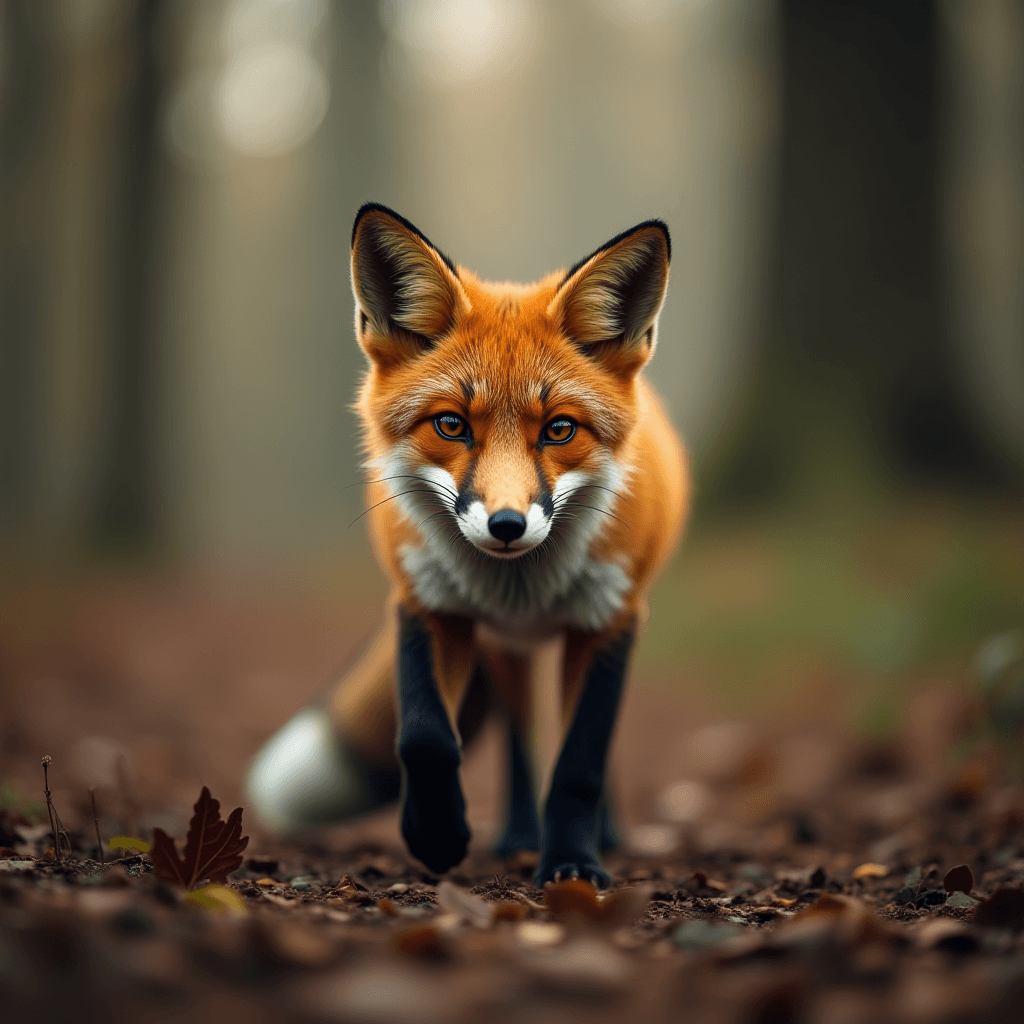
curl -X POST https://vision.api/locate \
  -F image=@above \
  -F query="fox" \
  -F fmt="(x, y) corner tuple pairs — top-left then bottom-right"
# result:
(247, 203), (688, 886)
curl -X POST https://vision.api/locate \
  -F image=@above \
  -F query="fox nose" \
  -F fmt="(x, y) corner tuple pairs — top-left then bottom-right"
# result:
(487, 508), (527, 544)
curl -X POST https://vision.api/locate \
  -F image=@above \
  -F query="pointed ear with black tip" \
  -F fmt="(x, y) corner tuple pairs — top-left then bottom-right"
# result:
(548, 221), (670, 377)
(351, 203), (471, 366)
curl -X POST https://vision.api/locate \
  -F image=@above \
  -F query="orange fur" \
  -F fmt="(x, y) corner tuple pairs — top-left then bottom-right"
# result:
(332, 207), (688, 766)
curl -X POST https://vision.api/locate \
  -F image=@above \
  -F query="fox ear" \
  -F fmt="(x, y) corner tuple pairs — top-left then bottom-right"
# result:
(549, 221), (670, 375)
(351, 204), (470, 365)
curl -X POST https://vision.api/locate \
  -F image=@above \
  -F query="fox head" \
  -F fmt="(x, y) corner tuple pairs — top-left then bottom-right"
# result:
(351, 204), (670, 564)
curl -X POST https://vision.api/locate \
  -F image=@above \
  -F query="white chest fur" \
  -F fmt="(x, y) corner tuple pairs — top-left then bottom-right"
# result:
(399, 539), (632, 632)
(380, 449), (634, 632)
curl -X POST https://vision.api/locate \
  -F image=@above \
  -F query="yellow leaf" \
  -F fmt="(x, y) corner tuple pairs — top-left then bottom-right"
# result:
(852, 862), (888, 880)
(108, 836), (151, 854)
(186, 883), (247, 915)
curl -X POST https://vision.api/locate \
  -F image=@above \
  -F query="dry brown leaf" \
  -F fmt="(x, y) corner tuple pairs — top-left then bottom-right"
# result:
(545, 879), (650, 929)
(690, 870), (729, 892)
(494, 901), (528, 922)
(852, 862), (888, 880)
(943, 864), (974, 894)
(149, 786), (249, 890)
(545, 878), (603, 921)
(436, 881), (494, 928)
(789, 893), (895, 948)
(395, 925), (449, 962)
(336, 874), (368, 892)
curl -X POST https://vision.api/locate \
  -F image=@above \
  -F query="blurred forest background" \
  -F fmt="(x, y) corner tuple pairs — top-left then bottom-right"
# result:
(1, 0), (1023, 820)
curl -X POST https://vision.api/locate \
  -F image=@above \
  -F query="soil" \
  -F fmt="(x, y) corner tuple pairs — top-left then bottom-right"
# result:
(2, 574), (1024, 1024)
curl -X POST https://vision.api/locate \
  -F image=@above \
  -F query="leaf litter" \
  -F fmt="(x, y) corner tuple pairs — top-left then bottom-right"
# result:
(7, 687), (1024, 1020)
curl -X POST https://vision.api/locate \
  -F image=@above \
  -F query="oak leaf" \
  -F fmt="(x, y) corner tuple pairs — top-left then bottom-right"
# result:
(150, 786), (248, 890)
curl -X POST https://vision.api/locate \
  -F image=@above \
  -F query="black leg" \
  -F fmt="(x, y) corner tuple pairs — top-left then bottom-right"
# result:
(396, 610), (470, 874)
(494, 721), (541, 855)
(598, 790), (620, 852)
(536, 626), (633, 888)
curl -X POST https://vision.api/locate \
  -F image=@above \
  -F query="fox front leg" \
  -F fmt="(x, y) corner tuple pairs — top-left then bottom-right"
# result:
(396, 608), (475, 874)
(535, 623), (634, 888)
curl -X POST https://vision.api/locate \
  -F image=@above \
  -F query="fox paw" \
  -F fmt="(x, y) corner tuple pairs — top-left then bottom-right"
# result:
(400, 750), (470, 874)
(403, 813), (469, 875)
(535, 854), (610, 889)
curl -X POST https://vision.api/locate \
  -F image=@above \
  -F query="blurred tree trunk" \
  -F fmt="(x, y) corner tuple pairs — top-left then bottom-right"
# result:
(89, 0), (165, 547)
(0, 4), (56, 534)
(708, 0), (1009, 513)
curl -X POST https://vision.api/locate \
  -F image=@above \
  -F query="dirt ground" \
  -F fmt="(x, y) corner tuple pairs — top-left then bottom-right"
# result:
(2, 570), (1024, 1024)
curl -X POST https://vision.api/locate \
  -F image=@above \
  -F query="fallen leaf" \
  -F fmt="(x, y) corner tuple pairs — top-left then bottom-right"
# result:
(852, 863), (888, 880)
(493, 902), (527, 922)
(946, 891), (980, 910)
(789, 893), (894, 949)
(807, 866), (827, 889)
(329, 874), (370, 900)
(185, 883), (247, 915)
(545, 878), (603, 922)
(544, 879), (651, 931)
(689, 871), (729, 892)
(394, 925), (449, 962)
(149, 786), (249, 890)
(436, 881), (493, 928)
(943, 864), (974, 894)
(109, 836), (151, 854)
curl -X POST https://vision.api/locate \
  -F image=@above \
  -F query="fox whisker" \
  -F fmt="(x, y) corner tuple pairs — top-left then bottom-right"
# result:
(349, 489), (449, 527)
(553, 501), (627, 528)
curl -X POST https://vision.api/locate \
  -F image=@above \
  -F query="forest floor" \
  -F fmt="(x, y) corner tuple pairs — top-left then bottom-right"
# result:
(2, 511), (1024, 1024)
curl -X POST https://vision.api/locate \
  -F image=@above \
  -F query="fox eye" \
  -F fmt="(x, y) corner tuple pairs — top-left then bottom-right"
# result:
(543, 418), (576, 445)
(434, 413), (468, 440)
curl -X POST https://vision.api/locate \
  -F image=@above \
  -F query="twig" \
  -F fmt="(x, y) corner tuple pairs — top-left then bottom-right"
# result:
(41, 755), (60, 864)
(89, 788), (105, 865)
